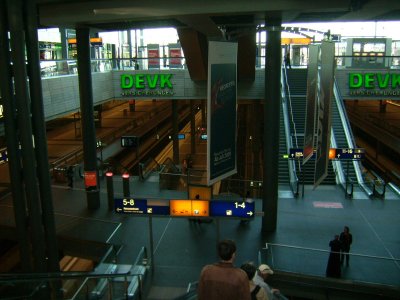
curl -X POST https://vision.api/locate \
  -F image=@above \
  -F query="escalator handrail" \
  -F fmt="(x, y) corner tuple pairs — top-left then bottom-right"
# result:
(281, 68), (299, 196)
(333, 79), (373, 196)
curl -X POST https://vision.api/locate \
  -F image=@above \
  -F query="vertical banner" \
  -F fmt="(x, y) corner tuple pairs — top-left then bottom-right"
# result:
(147, 44), (160, 69)
(303, 44), (319, 164)
(168, 43), (182, 69)
(207, 41), (238, 186)
(314, 41), (335, 188)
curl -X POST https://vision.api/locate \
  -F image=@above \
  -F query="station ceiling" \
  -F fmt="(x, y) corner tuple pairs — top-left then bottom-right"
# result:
(37, 0), (400, 37)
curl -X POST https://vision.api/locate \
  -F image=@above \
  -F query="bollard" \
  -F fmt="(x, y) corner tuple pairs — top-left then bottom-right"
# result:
(122, 173), (130, 197)
(106, 172), (114, 211)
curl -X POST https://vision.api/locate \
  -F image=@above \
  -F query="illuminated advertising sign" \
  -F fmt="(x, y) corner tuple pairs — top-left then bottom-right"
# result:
(0, 104), (3, 121)
(170, 200), (209, 217)
(348, 72), (400, 97)
(120, 74), (175, 97)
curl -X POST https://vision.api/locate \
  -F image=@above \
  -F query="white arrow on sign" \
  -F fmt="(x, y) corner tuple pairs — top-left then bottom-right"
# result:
(247, 211), (253, 216)
(116, 208), (122, 212)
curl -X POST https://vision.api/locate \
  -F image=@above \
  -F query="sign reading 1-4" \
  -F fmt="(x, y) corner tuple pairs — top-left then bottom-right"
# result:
(120, 74), (175, 97)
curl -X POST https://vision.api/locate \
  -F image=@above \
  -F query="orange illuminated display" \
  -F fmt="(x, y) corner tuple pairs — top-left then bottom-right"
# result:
(170, 200), (209, 217)
(191, 200), (209, 217)
(329, 148), (336, 160)
(170, 200), (192, 216)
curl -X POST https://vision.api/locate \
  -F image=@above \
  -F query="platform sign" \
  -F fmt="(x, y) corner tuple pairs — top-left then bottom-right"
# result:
(121, 136), (139, 147)
(289, 148), (305, 159)
(115, 198), (169, 215)
(210, 200), (255, 218)
(334, 148), (365, 160)
(178, 133), (185, 140)
(287, 148), (364, 160)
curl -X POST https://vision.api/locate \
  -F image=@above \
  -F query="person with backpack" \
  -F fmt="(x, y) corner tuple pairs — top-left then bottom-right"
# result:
(254, 264), (288, 300)
(240, 262), (268, 300)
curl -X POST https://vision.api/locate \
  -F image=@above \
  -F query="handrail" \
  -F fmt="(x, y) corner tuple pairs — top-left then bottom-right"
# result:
(281, 67), (299, 197)
(261, 242), (400, 263)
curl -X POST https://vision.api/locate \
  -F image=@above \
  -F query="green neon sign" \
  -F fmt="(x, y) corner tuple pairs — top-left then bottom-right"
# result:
(121, 74), (173, 89)
(349, 73), (400, 89)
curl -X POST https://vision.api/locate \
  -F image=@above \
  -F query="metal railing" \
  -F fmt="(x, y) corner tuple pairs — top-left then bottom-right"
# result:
(0, 246), (149, 300)
(259, 243), (400, 288)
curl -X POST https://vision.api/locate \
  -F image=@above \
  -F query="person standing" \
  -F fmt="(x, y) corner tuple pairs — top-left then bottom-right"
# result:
(326, 234), (341, 278)
(284, 51), (291, 69)
(66, 166), (74, 189)
(340, 226), (353, 266)
(198, 239), (250, 300)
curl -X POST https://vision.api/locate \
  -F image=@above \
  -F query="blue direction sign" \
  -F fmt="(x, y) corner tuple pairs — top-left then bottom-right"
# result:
(335, 148), (365, 160)
(210, 200), (255, 218)
(115, 198), (169, 215)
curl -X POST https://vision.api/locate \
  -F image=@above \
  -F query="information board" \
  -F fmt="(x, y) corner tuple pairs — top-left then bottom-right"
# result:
(287, 148), (365, 160)
(210, 200), (255, 218)
(115, 198), (255, 219)
(115, 198), (169, 215)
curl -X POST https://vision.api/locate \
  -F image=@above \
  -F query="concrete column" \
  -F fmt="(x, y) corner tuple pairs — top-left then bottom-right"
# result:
(262, 14), (281, 232)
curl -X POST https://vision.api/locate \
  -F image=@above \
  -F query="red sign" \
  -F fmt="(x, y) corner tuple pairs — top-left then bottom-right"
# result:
(148, 47), (160, 69)
(84, 171), (97, 188)
(169, 48), (182, 68)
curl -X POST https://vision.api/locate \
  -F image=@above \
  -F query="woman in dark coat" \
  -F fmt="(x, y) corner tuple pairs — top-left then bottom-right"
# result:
(326, 234), (341, 278)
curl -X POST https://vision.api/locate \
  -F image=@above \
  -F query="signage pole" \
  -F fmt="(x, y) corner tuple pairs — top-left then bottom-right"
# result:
(149, 216), (155, 273)
(216, 219), (220, 243)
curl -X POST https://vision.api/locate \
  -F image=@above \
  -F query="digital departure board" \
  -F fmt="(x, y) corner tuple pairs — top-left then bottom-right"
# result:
(210, 200), (255, 218)
(115, 198), (255, 218)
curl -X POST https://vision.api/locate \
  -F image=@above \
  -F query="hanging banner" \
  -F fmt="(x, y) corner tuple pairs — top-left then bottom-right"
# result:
(303, 44), (319, 164)
(147, 44), (160, 69)
(169, 43), (182, 69)
(207, 41), (238, 186)
(314, 41), (335, 188)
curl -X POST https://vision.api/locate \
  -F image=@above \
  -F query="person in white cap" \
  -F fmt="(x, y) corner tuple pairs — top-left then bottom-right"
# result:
(253, 264), (288, 300)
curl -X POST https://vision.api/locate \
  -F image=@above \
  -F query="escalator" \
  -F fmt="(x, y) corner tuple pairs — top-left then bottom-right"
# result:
(284, 69), (336, 185)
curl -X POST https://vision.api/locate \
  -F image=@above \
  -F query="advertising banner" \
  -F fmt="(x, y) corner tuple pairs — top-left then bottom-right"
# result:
(303, 44), (319, 164)
(207, 41), (238, 186)
(314, 41), (335, 188)
(147, 44), (160, 69)
(169, 44), (182, 68)
(84, 171), (97, 188)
